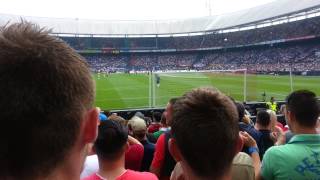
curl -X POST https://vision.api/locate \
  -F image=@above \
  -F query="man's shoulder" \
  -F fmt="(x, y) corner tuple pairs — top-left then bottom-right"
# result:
(239, 123), (261, 140)
(265, 144), (287, 153)
(262, 137), (320, 179)
(81, 173), (101, 180)
(127, 144), (144, 158)
(118, 170), (158, 180)
(232, 153), (254, 180)
(263, 143), (296, 161)
(156, 133), (166, 143)
(126, 144), (144, 158)
(144, 141), (155, 149)
(129, 143), (144, 150)
(232, 152), (253, 166)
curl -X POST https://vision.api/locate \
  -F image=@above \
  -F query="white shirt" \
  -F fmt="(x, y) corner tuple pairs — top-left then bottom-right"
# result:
(81, 155), (99, 179)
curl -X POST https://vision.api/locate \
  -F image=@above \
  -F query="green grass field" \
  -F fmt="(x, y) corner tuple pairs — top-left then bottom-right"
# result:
(94, 72), (320, 110)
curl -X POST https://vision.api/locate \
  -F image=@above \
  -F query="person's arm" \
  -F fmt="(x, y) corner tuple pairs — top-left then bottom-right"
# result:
(242, 115), (251, 124)
(270, 126), (286, 146)
(128, 135), (142, 146)
(150, 134), (166, 178)
(240, 131), (261, 180)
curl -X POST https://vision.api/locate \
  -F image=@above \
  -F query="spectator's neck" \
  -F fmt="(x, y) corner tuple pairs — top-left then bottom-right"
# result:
(42, 145), (86, 180)
(137, 135), (147, 142)
(254, 124), (270, 131)
(161, 124), (168, 128)
(180, 161), (232, 180)
(292, 125), (318, 134)
(98, 155), (126, 180)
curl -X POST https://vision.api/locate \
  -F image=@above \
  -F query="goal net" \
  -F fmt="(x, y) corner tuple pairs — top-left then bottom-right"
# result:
(150, 69), (257, 107)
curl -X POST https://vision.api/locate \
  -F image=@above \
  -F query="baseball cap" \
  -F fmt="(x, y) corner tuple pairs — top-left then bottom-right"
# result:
(130, 116), (147, 132)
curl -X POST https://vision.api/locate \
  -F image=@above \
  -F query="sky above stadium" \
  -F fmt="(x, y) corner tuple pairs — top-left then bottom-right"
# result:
(0, 0), (276, 20)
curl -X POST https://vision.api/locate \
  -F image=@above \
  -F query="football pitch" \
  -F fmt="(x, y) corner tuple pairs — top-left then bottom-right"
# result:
(94, 72), (320, 110)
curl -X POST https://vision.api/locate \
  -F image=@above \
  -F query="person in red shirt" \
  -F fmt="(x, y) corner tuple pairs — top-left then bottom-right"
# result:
(82, 120), (157, 180)
(124, 136), (144, 171)
(148, 112), (162, 133)
(81, 132), (145, 177)
(150, 98), (178, 180)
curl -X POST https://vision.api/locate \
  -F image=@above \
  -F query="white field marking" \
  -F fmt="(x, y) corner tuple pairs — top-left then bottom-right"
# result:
(95, 95), (177, 102)
(105, 106), (153, 110)
(160, 74), (208, 79)
(155, 69), (247, 74)
(96, 86), (148, 91)
(266, 92), (287, 97)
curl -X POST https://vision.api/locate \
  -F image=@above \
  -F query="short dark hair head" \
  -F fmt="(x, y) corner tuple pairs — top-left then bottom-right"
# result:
(235, 102), (245, 122)
(286, 90), (320, 127)
(165, 97), (180, 126)
(0, 22), (94, 178)
(153, 111), (162, 123)
(256, 110), (271, 127)
(95, 120), (128, 161)
(160, 114), (167, 125)
(171, 87), (239, 178)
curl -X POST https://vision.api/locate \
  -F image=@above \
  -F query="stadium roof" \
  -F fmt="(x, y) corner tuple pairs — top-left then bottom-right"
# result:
(1, 0), (320, 35)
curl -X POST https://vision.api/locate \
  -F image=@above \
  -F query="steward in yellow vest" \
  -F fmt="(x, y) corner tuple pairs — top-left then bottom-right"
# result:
(266, 97), (277, 112)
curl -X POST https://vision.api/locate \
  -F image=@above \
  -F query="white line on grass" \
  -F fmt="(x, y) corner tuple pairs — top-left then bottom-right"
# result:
(95, 95), (180, 102)
(96, 86), (148, 91)
(160, 74), (208, 79)
(267, 92), (288, 97)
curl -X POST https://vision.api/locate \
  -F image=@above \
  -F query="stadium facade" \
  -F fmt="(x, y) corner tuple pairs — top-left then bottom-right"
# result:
(1, 0), (320, 73)
(1, 0), (320, 35)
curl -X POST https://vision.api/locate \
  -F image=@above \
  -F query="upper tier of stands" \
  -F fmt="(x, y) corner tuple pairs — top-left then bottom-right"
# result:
(60, 15), (320, 50)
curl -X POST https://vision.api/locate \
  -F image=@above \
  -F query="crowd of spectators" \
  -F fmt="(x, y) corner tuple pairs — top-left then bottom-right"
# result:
(62, 16), (320, 74)
(83, 54), (128, 72)
(61, 15), (320, 50)
(201, 15), (320, 48)
(84, 43), (320, 72)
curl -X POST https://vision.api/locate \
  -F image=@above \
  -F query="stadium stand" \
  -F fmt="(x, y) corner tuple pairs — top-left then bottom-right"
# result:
(58, 15), (320, 50)
(53, 15), (320, 74)
(83, 42), (320, 72)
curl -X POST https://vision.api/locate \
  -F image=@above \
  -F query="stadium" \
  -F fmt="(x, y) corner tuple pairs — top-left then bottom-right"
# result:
(1, 0), (320, 179)
(1, 0), (320, 111)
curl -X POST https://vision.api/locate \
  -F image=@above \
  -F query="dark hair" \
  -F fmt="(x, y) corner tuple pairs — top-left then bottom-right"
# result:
(165, 97), (180, 126)
(95, 120), (128, 161)
(153, 111), (162, 123)
(169, 97), (179, 106)
(235, 102), (245, 122)
(160, 114), (167, 125)
(286, 90), (319, 127)
(171, 87), (238, 178)
(256, 110), (271, 127)
(0, 22), (94, 178)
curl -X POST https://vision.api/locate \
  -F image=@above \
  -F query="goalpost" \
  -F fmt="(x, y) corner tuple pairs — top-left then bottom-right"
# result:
(149, 69), (249, 108)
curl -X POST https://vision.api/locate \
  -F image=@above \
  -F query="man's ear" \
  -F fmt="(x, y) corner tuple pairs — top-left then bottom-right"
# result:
(235, 135), (244, 154)
(286, 110), (295, 125)
(169, 138), (183, 162)
(82, 107), (99, 144)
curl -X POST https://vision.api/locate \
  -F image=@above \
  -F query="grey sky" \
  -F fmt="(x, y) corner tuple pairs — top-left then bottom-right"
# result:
(0, 0), (276, 20)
